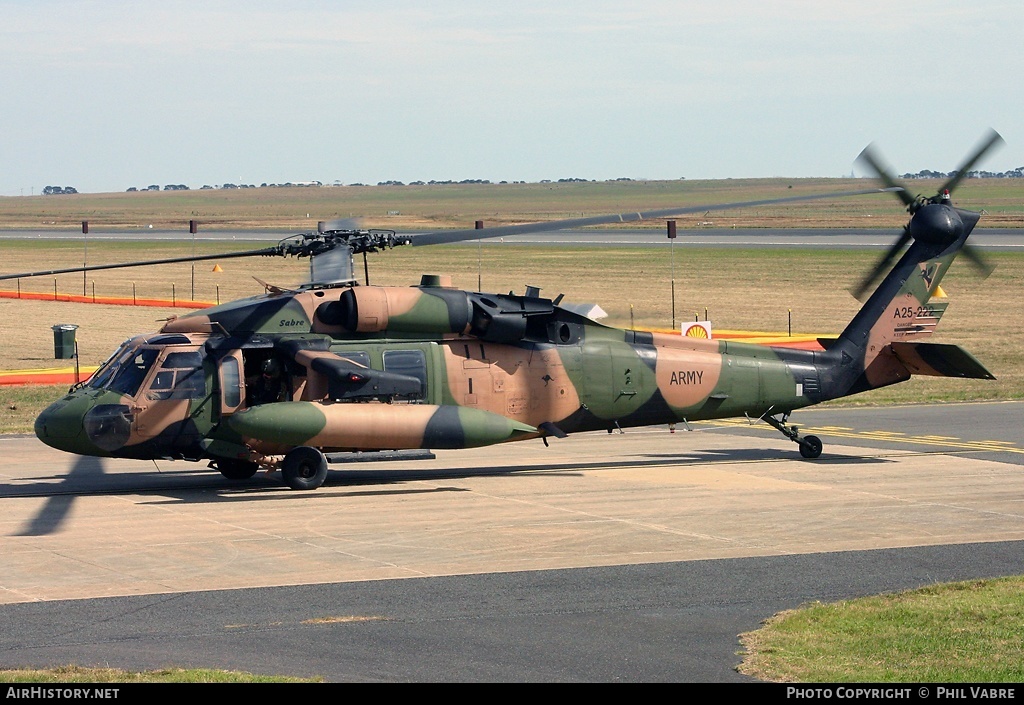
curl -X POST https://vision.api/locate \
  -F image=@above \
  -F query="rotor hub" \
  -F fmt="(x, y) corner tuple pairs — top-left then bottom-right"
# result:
(908, 203), (964, 246)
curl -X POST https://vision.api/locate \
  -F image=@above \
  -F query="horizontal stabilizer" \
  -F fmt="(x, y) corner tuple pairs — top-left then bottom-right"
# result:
(889, 342), (996, 380)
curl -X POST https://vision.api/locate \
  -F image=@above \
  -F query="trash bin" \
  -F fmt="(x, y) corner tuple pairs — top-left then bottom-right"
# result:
(52, 324), (79, 359)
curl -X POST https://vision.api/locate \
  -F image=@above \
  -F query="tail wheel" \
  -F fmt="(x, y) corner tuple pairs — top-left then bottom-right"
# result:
(281, 446), (328, 490)
(799, 435), (823, 459)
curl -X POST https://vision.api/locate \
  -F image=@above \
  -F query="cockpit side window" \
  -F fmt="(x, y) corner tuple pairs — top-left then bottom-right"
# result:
(147, 351), (206, 400)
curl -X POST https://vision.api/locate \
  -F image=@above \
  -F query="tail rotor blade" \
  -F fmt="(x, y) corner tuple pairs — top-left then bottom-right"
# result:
(850, 227), (912, 301)
(940, 129), (1005, 197)
(856, 144), (916, 209)
(961, 244), (995, 280)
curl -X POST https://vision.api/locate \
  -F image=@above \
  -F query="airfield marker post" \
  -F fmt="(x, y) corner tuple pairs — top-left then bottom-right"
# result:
(81, 221), (88, 297)
(668, 220), (677, 329)
(189, 220), (198, 300)
(475, 220), (484, 291)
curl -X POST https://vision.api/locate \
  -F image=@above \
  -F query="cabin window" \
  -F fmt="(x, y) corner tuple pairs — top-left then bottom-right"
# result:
(383, 349), (426, 400)
(222, 356), (242, 408)
(338, 351), (371, 368)
(146, 351), (206, 400)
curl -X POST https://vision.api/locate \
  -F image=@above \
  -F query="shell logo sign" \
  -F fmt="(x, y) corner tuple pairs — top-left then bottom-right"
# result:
(683, 321), (712, 339)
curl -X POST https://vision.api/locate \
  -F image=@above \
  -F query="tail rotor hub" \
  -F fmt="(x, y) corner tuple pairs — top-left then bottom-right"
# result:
(908, 203), (964, 246)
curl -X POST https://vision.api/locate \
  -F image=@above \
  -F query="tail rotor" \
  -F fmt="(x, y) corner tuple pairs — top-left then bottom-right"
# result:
(850, 129), (1003, 301)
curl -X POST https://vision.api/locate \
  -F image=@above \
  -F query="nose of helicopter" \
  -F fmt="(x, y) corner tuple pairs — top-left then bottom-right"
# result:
(35, 396), (84, 449)
(35, 394), (132, 455)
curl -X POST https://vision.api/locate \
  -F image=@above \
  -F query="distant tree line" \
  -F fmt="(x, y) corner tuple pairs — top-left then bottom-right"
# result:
(103, 168), (1024, 195)
(901, 168), (1024, 179)
(375, 179), (498, 186)
(124, 181), (326, 192)
(43, 185), (78, 195)
(125, 184), (188, 192)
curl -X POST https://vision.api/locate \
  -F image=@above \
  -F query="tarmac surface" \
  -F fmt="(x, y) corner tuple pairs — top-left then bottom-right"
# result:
(1, 401), (1023, 681)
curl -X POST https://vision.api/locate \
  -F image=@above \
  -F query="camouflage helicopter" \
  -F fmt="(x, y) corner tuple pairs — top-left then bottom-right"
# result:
(4, 132), (1002, 490)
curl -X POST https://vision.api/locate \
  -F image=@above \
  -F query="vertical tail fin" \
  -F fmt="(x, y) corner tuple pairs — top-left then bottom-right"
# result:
(821, 206), (989, 398)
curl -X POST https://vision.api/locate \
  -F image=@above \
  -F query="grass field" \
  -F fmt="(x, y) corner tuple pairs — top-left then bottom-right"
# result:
(3, 176), (1024, 231)
(739, 577), (1024, 682)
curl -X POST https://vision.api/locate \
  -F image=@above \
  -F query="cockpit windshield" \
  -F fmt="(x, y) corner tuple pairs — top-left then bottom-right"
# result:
(88, 346), (160, 397)
(86, 341), (133, 390)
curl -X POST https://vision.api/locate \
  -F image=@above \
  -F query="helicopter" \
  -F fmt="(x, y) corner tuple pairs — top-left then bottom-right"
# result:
(3, 132), (1002, 490)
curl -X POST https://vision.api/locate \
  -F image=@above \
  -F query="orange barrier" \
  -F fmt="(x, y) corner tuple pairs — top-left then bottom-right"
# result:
(0, 289), (213, 309)
(648, 327), (826, 351)
(0, 366), (98, 387)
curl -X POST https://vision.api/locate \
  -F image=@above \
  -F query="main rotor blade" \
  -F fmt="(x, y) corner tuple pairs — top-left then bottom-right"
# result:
(856, 145), (916, 209)
(939, 128), (1004, 197)
(850, 227), (912, 301)
(318, 217), (366, 232)
(408, 187), (903, 247)
(0, 246), (280, 282)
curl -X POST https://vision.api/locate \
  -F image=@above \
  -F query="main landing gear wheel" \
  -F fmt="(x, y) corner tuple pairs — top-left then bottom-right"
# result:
(217, 458), (259, 480)
(762, 412), (824, 460)
(799, 435), (823, 459)
(281, 446), (329, 490)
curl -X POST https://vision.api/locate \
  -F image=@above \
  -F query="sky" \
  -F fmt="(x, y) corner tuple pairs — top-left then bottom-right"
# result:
(2, 1), (1023, 195)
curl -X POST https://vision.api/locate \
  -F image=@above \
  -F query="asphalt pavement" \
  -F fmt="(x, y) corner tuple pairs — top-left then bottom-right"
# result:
(2, 401), (1023, 682)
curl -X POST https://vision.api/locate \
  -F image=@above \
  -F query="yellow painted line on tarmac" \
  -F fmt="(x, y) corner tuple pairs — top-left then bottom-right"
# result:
(694, 420), (1024, 455)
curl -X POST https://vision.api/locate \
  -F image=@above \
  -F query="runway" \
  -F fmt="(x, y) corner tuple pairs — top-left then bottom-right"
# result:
(3, 227), (1024, 250)
(1, 401), (1023, 681)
